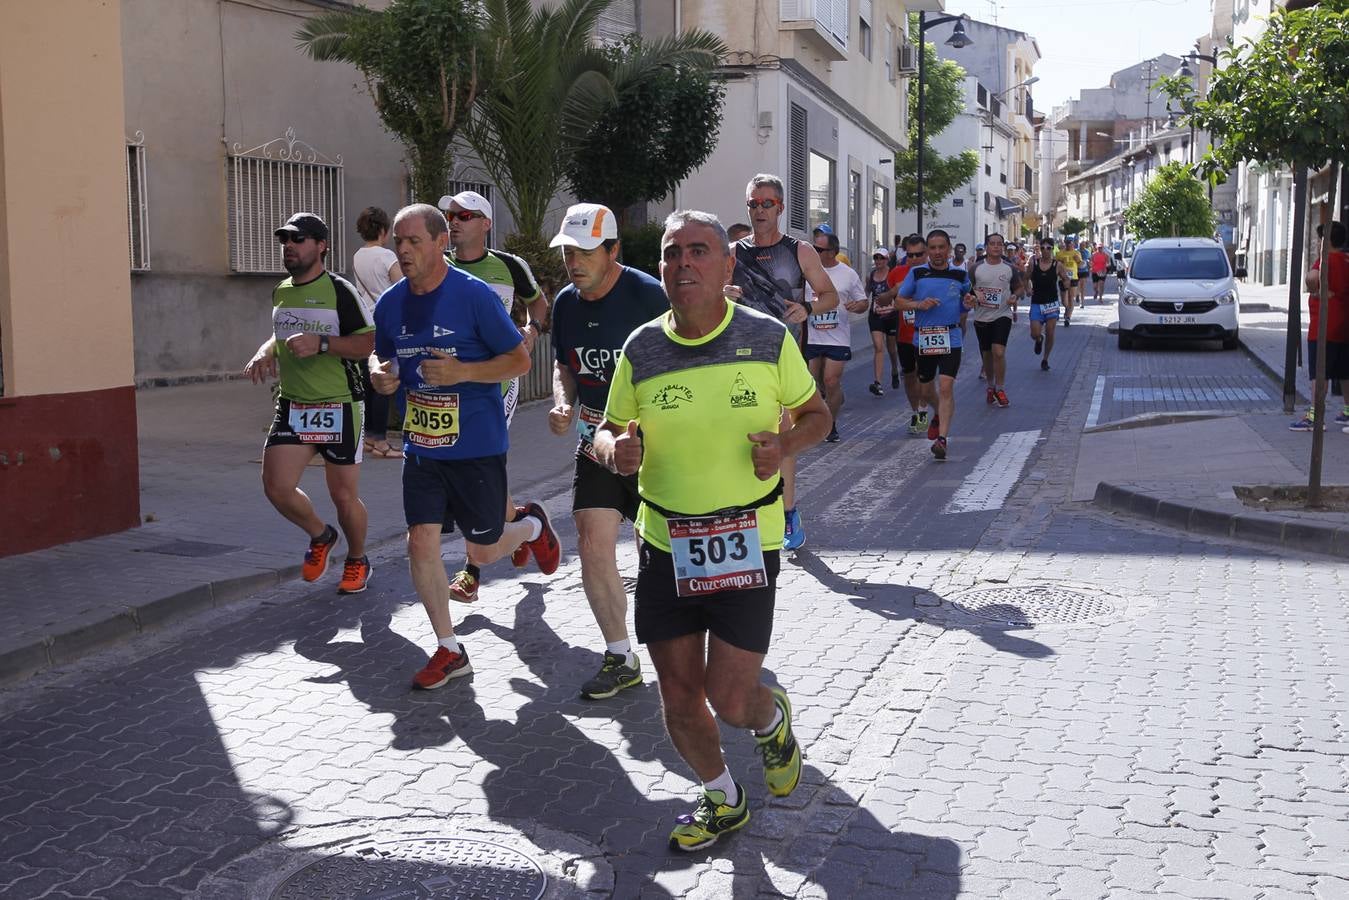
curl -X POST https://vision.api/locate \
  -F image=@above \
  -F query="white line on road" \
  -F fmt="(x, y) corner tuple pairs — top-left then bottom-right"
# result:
(1112, 386), (1270, 402)
(1086, 375), (1106, 429)
(942, 430), (1042, 514)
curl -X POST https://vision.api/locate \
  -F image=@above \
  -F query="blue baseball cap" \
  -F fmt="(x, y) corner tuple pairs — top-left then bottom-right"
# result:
(814, 223), (834, 235)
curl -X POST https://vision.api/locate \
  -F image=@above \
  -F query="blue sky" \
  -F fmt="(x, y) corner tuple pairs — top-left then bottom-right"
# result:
(939, 0), (1216, 113)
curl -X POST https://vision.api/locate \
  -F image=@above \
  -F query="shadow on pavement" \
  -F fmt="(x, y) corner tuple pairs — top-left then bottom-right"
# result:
(791, 549), (1055, 660)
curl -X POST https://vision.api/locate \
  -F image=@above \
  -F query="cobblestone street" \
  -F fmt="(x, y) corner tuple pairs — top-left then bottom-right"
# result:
(3, 316), (1348, 899)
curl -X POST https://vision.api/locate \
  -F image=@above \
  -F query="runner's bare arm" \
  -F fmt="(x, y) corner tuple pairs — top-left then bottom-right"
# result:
(244, 336), (278, 382)
(795, 243), (839, 315)
(420, 343), (531, 386)
(284, 332), (374, 360)
(779, 391), (832, 458)
(549, 363), (578, 436)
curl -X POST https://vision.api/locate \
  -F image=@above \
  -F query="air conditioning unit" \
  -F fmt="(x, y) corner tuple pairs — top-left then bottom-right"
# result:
(897, 43), (918, 75)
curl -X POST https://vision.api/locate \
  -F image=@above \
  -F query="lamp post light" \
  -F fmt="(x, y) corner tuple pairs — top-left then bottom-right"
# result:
(1175, 53), (1217, 164)
(915, 13), (972, 235)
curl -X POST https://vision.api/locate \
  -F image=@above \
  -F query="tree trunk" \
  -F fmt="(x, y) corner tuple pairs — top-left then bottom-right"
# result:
(1283, 166), (1308, 414)
(409, 143), (451, 206)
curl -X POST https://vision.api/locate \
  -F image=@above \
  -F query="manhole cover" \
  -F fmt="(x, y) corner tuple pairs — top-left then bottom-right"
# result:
(947, 584), (1127, 626)
(272, 837), (546, 900)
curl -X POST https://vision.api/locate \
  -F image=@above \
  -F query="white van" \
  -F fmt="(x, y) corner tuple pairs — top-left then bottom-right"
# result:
(1116, 238), (1240, 350)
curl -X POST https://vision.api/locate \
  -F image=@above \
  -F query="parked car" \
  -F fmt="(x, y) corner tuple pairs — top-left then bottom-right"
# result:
(1117, 237), (1239, 350)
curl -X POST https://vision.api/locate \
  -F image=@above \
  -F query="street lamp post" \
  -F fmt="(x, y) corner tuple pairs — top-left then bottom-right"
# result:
(1175, 53), (1217, 164)
(915, 13), (972, 236)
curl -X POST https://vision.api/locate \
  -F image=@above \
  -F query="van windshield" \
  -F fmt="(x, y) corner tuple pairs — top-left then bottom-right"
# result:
(1130, 247), (1229, 280)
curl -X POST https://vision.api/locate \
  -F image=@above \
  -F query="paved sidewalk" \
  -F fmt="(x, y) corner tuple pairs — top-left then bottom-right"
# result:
(0, 380), (575, 685)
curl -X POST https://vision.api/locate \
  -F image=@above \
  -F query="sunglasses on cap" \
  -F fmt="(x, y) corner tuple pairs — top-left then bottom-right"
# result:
(277, 233), (312, 245)
(448, 210), (486, 221)
(745, 199), (780, 210)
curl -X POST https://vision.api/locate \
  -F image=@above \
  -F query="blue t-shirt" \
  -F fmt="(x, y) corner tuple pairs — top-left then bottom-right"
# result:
(373, 266), (524, 460)
(896, 264), (972, 349)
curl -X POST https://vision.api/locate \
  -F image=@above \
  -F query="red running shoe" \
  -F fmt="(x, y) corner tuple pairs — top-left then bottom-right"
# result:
(995, 389), (1010, 408)
(523, 502), (561, 575)
(412, 645), (473, 689)
(931, 436), (948, 460)
(510, 506), (530, 568)
(926, 413), (941, 441)
(986, 386), (996, 405)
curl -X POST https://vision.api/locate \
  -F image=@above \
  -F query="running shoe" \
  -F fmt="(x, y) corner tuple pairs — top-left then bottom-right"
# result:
(825, 426), (841, 443)
(1289, 415), (1315, 432)
(755, 688), (802, 797)
(579, 652), (643, 700)
(1041, 359), (1050, 371)
(783, 507), (805, 551)
(1334, 409), (1349, 425)
(978, 370), (986, 381)
(302, 525), (339, 582)
(916, 410), (930, 430)
(510, 506), (530, 567)
(412, 644), (472, 690)
(995, 389), (1010, 408)
(448, 569), (478, 603)
(931, 436), (948, 460)
(891, 372), (900, 390)
(668, 784), (749, 852)
(926, 413), (940, 441)
(1034, 336), (1043, 356)
(524, 502), (561, 575)
(986, 386), (996, 405)
(336, 556), (372, 594)
(907, 413), (921, 435)
(1063, 318), (1071, 327)
(868, 381), (883, 397)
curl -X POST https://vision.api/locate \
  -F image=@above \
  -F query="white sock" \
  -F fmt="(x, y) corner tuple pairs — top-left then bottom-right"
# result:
(437, 634), (461, 654)
(755, 703), (784, 737)
(606, 639), (632, 665)
(703, 768), (739, 806)
(524, 515), (543, 542)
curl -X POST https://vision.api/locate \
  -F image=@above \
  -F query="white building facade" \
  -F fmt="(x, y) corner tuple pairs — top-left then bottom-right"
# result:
(928, 77), (1019, 246)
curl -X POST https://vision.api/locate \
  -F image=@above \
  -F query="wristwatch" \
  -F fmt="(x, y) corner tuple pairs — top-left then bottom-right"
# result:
(802, 300), (815, 316)
(528, 319), (547, 335)
(318, 336), (330, 354)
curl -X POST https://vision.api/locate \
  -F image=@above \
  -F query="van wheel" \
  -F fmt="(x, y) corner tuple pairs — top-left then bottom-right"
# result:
(1118, 331), (1134, 350)
(1222, 331), (1239, 350)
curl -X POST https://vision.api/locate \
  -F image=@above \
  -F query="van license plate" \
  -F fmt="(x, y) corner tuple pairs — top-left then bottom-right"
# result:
(1158, 315), (1198, 325)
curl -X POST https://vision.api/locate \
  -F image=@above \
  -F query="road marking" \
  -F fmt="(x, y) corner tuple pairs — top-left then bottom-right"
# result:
(1112, 386), (1270, 402)
(1086, 375), (1106, 429)
(942, 430), (1042, 514)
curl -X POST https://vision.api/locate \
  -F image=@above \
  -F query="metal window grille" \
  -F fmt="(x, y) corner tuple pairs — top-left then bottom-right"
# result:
(126, 132), (150, 271)
(227, 128), (345, 274)
(594, 0), (637, 45)
(788, 103), (809, 232)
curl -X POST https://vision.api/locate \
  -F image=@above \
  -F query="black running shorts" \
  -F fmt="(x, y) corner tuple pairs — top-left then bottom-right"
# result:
(916, 347), (962, 383)
(402, 453), (507, 543)
(572, 454), (640, 520)
(897, 342), (917, 374)
(868, 311), (899, 336)
(973, 317), (1013, 353)
(634, 541), (780, 654)
(265, 397), (364, 466)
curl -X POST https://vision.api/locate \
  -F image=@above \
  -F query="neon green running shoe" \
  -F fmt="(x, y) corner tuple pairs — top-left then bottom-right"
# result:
(755, 688), (801, 797)
(668, 784), (749, 852)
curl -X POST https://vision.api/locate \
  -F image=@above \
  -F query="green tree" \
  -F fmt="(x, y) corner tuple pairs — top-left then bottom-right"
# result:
(1122, 163), (1217, 238)
(894, 17), (979, 215)
(564, 35), (726, 229)
(1161, 0), (1349, 503)
(295, 0), (483, 203)
(460, 0), (723, 243)
(1059, 216), (1089, 236)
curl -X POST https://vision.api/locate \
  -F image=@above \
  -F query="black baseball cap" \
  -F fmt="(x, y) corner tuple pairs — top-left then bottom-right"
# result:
(275, 213), (329, 242)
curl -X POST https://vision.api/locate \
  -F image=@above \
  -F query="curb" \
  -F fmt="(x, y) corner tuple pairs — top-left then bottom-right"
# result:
(1092, 482), (1346, 559)
(1237, 335), (1308, 407)
(0, 524), (409, 689)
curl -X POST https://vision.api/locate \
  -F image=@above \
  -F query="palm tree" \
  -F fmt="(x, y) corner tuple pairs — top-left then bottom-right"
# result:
(295, 0), (483, 203)
(461, 0), (724, 241)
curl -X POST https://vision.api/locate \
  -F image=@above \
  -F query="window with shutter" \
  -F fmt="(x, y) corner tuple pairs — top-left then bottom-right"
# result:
(227, 128), (345, 275)
(594, 0), (637, 45)
(789, 104), (809, 232)
(829, 0), (849, 47)
(126, 133), (150, 272)
(859, 0), (872, 24)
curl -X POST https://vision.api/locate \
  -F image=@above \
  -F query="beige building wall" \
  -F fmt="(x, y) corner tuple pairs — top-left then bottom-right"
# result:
(0, 0), (134, 396)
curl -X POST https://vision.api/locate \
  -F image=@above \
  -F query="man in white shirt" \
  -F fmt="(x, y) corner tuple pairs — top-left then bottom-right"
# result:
(804, 231), (870, 442)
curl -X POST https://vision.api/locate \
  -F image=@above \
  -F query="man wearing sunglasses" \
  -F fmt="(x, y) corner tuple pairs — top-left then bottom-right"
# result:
(803, 231), (870, 443)
(730, 173), (838, 551)
(439, 190), (552, 573)
(244, 213), (376, 594)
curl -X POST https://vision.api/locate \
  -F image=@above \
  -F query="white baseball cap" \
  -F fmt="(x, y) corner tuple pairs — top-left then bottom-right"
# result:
(437, 190), (493, 220)
(549, 203), (618, 250)
(872, 246), (890, 257)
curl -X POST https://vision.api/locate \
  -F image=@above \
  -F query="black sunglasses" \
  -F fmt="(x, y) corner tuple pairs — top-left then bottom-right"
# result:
(448, 210), (486, 222)
(745, 199), (780, 210)
(277, 233), (311, 245)
(815, 245), (834, 253)
(906, 251), (925, 258)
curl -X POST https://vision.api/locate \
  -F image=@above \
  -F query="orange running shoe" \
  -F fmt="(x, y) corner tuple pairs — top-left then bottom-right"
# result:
(302, 526), (338, 582)
(337, 557), (372, 594)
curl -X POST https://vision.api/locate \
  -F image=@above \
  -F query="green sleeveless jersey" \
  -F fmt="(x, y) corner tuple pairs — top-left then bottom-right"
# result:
(271, 271), (374, 403)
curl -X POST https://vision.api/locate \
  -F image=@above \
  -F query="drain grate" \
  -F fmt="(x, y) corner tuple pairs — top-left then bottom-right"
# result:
(947, 584), (1128, 627)
(272, 837), (547, 900)
(138, 540), (243, 558)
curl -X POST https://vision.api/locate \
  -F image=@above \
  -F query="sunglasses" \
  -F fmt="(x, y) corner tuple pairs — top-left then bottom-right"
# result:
(814, 246), (834, 253)
(906, 252), (925, 258)
(277, 233), (311, 245)
(447, 210), (486, 222)
(745, 199), (780, 210)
